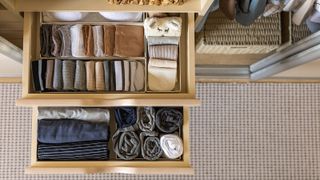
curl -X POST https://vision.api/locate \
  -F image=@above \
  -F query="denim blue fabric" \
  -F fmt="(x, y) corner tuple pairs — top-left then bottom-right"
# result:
(114, 107), (137, 128)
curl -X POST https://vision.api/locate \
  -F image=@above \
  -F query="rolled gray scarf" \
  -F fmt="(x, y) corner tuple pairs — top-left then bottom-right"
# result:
(140, 131), (162, 161)
(53, 59), (62, 90)
(112, 126), (140, 160)
(62, 60), (76, 90)
(137, 107), (156, 132)
(74, 60), (86, 91)
(155, 108), (183, 133)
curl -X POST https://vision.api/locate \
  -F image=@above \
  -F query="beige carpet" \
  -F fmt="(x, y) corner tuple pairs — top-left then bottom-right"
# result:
(1, 83), (320, 179)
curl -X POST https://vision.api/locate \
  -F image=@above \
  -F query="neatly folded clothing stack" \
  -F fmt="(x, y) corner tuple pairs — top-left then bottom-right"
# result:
(37, 107), (110, 161)
(31, 59), (145, 92)
(144, 17), (182, 91)
(40, 24), (144, 58)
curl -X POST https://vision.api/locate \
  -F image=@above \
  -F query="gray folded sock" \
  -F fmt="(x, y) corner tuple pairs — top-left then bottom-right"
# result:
(103, 61), (110, 91)
(62, 60), (76, 90)
(51, 25), (62, 57)
(38, 60), (47, 91)
(53, 59), (63, 90)
(74, 60), (86, 91)
(45, 60), (54, 89)
(58, 25), (72, 57)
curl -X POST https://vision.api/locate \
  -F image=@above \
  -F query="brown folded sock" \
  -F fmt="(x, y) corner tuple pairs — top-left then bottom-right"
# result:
(45, 60), (54, 89)
(103, 25), (115, 56)
(85, 61), (96, 91)
(148, 45), (179, 60)
(114, 25), (144, 57)
(82, 25), (94, 57)
(95, 61), (105, 91)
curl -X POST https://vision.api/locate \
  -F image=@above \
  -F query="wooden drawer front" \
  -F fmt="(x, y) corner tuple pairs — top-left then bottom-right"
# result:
(17, 12), (199, 107)
(27, 107), (192, 175)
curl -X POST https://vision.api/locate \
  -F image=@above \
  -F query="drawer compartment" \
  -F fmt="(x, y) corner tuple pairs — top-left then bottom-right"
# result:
(26, 106), (192, 175)
(18, 12), (199, 107)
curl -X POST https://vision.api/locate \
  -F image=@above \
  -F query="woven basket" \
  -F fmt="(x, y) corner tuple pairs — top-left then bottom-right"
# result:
(290, 21), (312, 44)
(196, 11), (282, 54)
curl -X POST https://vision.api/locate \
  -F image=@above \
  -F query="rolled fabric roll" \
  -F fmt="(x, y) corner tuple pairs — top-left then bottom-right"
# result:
(45, 60), (54, 90)
(85, 61), (96, 91)
(99, 12), (142, 22)
(160, 134), (183, 159)
(147, 36), (180, 46)
(148, 45), (179, 60)
(140, 131), (162, 161)
(40, 24), (52, 57)
(135, 61), (145, 91)
(53, 59), (63, 90)
(155, 108), (182, 133)
(51, 25), (62, 57)
(114, 60), (123, 91)
(95, 61), (105, 91)
(114, 107), (137, 128)
(38, 60), (47, 91)
(103, 61), (110, 91)
(129, 61), (136, 91)
(74, 60), (86, 91)
(92, 25), (105, 57)
(38, 107), (110, 123)
(114, 25), (145, 57)
(112, 126), (140, 160)
(103, 25), (115, 56)
(137, 107), (156, 132)
(58, 25), (72, 57)
(70, 24), (86, 57)
(62, 60), (76, 90)
(38, 119), (109, 144)
(82, 25), (94, 57)
(38, 141), (109, 161)
(123, 61), (130, 91)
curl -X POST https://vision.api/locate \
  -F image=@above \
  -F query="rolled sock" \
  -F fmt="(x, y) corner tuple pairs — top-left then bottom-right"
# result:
(140, 132), (162, 161)
(38, 119), (109, 144)
(103, 25), (115, 56)
(147, 36), (180, 45)
(95, 61), (105, 91)
(74, 60), (86, 91)
(40, 24), (52, 57)
(53, 59), (63, 90)
(137, 107), (156, 132)
(114, 25), (144, 57)
(31, 61), (41, 91)
(123, 61), (130, 91)
(62, 60), (76, 90)
(155, 108), (183, 133)
(148, 58), (177, 91)
(45, 60), (54, 89)
(85, 61), (96, 91)
(148, 45), (179, 60)
(92, 25), (105, 57)
(70, 24), (86, 57)
(135, 61), (145, 91)
(103, 61), (110, 91)
(129, 61), (137, 91)
(38, 107), (110, 123)
(160, 134), (183, 159)
(38, 60), (47, 91)
(112, 126), (140, 160)
(58, 25), (72, 57)
(114, 60), (123, 91)
(51, 25), (62, 57)
(82, 25), (94, 57)
(114, 107), (137, 128)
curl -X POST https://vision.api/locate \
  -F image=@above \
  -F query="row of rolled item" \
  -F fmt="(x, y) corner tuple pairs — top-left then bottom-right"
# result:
(37, 107), (184, 161)
(31, 59), (145, 92)
(40, 24), (145, 58)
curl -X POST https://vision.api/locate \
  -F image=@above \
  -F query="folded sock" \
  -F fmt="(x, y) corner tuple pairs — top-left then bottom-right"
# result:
(114, 25), (145, 57)
(110, 61), (116, 91)
(103, 61), (110, 91)
(147, 36), (180, 46)
(148, 58), (176, 91)
(85, 61), (96, 91)
(155, 108), (182, 133)
(129, 61), (137, 91)
(123, 61), (130, 91)
(31, 61), (41, 91)
(95, 61), (105, 91)
(112, 127), (140, 160)
(74, 60), (86, 91)
(103, 25), (115, 56)
(71, 24), (86, 57)
(82, 25), (94, 57)
(38, 119), (109, 144)
(92, 25), (105, 57)
(148, 45), (179, 60)
(51, 25), (62, 57)
(135, 61), (145, 91)
(140, 132), (162, 160)
(114, 107), (137, 128)
(114, 60), (123, 91)
(45, 60), (54, 89)
(53, 59), (63, 90)
(62, 60), (76, 90)
(40, 25), (52, 57)
(58, 25), (72, 57)
(38, 60), (47, 91)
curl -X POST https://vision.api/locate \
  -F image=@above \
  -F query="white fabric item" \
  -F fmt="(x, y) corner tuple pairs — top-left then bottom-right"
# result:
(92, 25), (105, 57)
(263, 3), (282, 17)
(70, 24), (86, 57)
(148, 59), (177, 91)
(99, 12), (142, 22)
(48, 12), (89, 21)
(123, 61), (130, 91)
(310, 11), (320, 23)
(114, 61), (123, 91)
(144, 17), (182, 38)
(38, 107), (110, 123)
(283, 0), (302, 11)
(130, 61), (137, 91)
(292, 0), (315, 25)
(160, 134), (183, 159)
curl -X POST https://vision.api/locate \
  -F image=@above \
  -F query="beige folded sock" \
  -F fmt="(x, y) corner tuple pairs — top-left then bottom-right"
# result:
(85, 61), (96, 91)
(95, 61), (105, 91)
(135, 61), (145, 91)
(103, 25), (115, 56)
(123, 61), (130, 91)
(148, 45), (179, 60)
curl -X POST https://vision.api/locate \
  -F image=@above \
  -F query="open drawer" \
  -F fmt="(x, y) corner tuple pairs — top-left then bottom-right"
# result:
(26, 106), (193, 175)
(17, 12), (199, 107)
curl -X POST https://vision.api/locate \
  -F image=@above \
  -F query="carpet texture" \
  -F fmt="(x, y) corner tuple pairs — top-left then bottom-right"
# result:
(1, 83), (320, 179)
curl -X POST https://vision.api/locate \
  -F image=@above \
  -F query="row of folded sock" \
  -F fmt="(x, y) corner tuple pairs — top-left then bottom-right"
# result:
(32, 59), (145, 92)
(41, 24), (145, 58)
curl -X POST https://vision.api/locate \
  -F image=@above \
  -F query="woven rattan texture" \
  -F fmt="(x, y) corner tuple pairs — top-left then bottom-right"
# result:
(1, 83), (320, 179)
